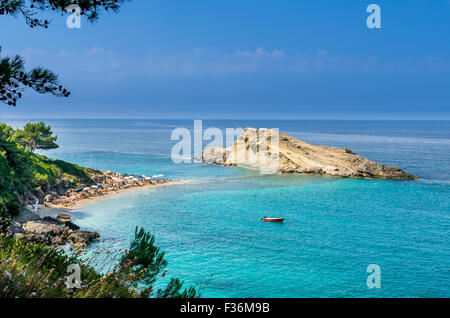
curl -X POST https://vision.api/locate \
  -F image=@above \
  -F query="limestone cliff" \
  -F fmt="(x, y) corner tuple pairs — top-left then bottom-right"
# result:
(202, 128), (418, 180)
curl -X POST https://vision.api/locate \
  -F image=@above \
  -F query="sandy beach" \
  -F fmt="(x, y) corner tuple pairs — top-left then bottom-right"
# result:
(35, 179), (189, 218)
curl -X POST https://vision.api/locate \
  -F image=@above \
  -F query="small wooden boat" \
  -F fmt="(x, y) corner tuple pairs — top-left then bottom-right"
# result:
(57, 213), (71, 223)
(262, 217), (284, 222)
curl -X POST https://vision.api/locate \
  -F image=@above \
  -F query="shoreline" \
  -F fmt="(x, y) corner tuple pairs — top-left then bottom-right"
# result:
(71, 179), (189, 210)
(11, 174), (193, 247)
(37, 179), (189, 218)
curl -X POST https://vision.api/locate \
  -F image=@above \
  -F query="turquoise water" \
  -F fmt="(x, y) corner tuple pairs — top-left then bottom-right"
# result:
(6, 119), (450, 297)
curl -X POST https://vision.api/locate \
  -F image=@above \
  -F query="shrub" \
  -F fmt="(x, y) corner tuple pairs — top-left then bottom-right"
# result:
(0, 227), (200, 298)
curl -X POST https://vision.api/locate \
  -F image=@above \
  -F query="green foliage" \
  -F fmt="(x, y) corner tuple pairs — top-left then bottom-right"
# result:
(14, 121), (58, 152)
(0, 228), (200, 298)
(0, 0), (124, 28)
(0, 123), (29, 216)
(120, 227), (168, 285)
(0, 215), (10, 232)
(118, 227), (200, 298)
(0, 121), (200, 297)
(0, 234), (134, 298)
(28, 153), (92, 186)
(0, 46), (69, 107)
(0, 122), (92, 217)
(157, 278), (200, 298)
(0, 1), (126, 107)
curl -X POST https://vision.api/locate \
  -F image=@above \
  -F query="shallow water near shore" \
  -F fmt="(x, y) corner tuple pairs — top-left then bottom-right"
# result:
(6, 119), (450, 297)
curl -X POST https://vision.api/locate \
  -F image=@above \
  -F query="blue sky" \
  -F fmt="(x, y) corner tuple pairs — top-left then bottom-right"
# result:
(1, 0), (449, 119)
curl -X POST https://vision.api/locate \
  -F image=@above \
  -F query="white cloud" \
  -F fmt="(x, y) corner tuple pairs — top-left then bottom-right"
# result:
(38, 46), (450, 79)
(234, 47), (285, 61)
(85, 46), (105, 56)
(22, 48), (45, 59)
(272, 49), (285, 59)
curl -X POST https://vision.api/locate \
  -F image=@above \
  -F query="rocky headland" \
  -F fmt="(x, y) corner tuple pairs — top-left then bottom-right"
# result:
(202, 128), (418, 180)
(5, 209), (99, 247)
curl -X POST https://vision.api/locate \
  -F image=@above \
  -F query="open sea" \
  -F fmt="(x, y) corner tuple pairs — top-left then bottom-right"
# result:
(5, 119), (450, 297)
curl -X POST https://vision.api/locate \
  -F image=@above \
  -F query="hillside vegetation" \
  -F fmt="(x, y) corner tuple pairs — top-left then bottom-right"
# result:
(0, 122), (199, 298)
(0, 122), (94, 217)
(0, 228), (199, 298)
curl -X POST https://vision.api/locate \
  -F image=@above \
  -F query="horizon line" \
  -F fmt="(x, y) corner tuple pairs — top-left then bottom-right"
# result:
(2, 117), (450, 121)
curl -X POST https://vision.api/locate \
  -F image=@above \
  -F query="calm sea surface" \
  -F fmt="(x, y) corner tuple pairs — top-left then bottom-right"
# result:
(5, 119), (450, 297)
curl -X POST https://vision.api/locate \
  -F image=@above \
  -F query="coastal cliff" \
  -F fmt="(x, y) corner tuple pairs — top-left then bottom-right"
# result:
(202, 128), (418, 180)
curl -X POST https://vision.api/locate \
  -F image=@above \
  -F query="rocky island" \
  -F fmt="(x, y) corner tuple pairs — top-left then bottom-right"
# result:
(202, 128), (418, 180)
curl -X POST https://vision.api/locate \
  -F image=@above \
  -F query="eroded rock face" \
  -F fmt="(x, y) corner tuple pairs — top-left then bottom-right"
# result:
(68, 231), (100, 246)
(21, 219), (99, 247)
(44, 193), (58, 203)
(202, 128), (418, 180)
(5, 220), (23, 236)
(32, 187), (46, 203)
(22, 220), (65, 243)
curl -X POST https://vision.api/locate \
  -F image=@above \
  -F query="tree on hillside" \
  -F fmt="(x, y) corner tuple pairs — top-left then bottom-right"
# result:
(119, 227), (200, 298)
(0, 0), (125, 106)
(14, 121), (58, 151)
(0, 123), (30, 216)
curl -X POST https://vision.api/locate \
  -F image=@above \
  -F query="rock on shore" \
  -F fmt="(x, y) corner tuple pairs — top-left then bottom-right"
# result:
(7, 210), (99, 247)
(202, 128), (418, 180)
